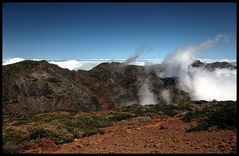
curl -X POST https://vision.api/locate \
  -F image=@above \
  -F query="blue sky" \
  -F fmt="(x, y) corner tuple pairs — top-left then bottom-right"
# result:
(3, 3), (236, 60)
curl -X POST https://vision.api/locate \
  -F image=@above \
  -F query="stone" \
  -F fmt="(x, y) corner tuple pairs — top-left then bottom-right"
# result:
(89, 141), (97, 145)
(75, 143), (84, 148)
(153, 144), (161, 148)
(74, 138), (80, 142)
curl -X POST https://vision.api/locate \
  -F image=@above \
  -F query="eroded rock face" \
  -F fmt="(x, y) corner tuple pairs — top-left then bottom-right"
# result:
(3, 60), (191, 113)
(3, 60), (100, 113)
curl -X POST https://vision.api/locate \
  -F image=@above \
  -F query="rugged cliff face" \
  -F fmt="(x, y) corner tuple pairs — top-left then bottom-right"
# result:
(5, 60), (227, 113)
(2, 60), (100, 113)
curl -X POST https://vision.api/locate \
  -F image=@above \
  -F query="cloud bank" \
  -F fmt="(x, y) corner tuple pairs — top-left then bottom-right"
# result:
(157, 34), (236, 101)
(3, 58), (163, 70)
(3, 57), (25, 65)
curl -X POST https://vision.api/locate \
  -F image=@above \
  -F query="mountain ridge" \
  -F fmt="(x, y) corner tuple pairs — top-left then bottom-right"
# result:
(2, 60), (236, 113)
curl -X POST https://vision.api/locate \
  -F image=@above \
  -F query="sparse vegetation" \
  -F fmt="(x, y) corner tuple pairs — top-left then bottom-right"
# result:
(2, 143), (24, 154)
(3, 100), (237, 153)
(29, 128), (50, 140)
(121, 104), (180, 117)
(193, 100), (208, 104)
(182, 109), (203, 122)
(107, 111), (135, 121)
(207, 101), (236, 129)
(2, 112), (113, 153)
(157, 104), (179, 116)
(184, 100), (237, 132)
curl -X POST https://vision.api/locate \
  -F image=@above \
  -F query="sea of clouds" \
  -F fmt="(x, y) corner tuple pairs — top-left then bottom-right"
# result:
(2, 58), (164, 70)
(2, 58), (236, 71)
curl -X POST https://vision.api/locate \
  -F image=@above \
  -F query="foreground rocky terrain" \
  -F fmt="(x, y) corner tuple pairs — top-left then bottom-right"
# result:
(2, 101), (237, 154)
(33, 116), (236, 154)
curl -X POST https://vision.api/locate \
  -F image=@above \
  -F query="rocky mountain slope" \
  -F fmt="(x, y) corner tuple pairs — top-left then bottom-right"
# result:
(2, 60), (235, 113)
(3, 60), (100, 113)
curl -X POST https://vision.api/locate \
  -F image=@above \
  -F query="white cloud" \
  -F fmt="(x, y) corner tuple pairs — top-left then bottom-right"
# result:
(2, 58), (163, 70)
(3, 57), (25, 65)
(198, 58), (236, 63)
(161, 89), (171, 104)
(49, 60), (83, 70)
(157, 34), (237, 101)
(138, 78), (157, 105)
(191, 68), (236, 101)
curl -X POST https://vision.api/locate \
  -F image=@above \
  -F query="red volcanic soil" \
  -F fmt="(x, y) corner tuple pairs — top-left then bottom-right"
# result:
(23, 115), (237, 154)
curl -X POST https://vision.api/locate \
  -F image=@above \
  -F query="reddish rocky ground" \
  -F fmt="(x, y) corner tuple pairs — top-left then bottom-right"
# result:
(23, 115), (237, 154)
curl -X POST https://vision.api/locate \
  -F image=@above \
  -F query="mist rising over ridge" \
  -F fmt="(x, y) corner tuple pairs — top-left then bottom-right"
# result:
(2, 58), (236, 114)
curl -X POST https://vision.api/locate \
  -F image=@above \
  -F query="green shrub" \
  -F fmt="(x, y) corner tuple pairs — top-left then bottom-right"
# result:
(185, 122), (210, 132)
(108, 112), (135, 122)
(193, 100), (208, 104)
(177, 103), (193, 111)
(85, 116), (113, 128)
(182, 110), (204, 122)
(3, 127), (28, 144)
(182, 111), (194, 122)
(82, 128), (99, 137)
(64, 127), (84, 138)
(146, 104), (179, 116)
(185, 101), (237, 132)
(132, 108), (145, 116)
(2, 143), (24, 154)
(43, 126), (74, 144)
(206, 102), (236, 129)
(63, 117), (83, 128)
(3, 112), (117, 149)
(160, 105), (178, 116)
(28, 128), (50, 140)
(144, 112), (160, 118)
(72, 128), (84, 138)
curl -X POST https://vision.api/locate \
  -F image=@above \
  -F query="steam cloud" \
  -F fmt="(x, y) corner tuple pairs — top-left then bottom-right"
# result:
(161, 89), (171, 104)
(124, 44), (153, 65)
(138, 78), (157, 105)
(157, 34), (236, 101)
